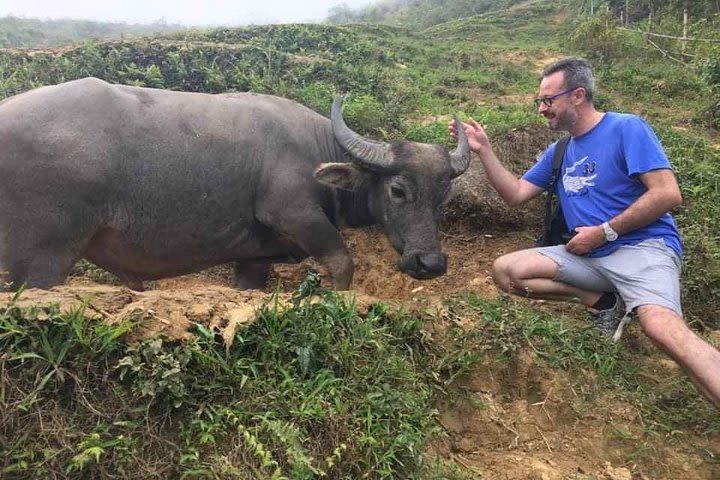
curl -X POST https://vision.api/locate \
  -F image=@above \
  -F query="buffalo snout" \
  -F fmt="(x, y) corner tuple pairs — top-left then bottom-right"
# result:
(399, 252), (447, 279)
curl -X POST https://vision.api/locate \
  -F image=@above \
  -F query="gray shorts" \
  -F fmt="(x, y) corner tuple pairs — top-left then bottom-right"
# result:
(537, 238), (683, 316)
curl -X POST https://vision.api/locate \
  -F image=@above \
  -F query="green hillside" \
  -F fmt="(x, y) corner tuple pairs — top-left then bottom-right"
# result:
(327, 0), (527, 29)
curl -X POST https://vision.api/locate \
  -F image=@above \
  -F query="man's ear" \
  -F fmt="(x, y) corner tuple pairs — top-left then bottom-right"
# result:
(314, 163), (367, 190)
(573, 86), (587, 104)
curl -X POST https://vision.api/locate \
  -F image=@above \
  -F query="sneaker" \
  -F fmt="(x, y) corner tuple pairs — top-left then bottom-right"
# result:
(592, 293), (629, 342)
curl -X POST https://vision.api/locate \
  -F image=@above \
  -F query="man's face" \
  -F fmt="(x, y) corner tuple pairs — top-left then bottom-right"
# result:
(537, 71), (578, 132)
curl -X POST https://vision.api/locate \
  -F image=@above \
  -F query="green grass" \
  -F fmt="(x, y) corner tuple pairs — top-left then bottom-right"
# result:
(0, 275), (481, 479)
(3, 279), (717, 478)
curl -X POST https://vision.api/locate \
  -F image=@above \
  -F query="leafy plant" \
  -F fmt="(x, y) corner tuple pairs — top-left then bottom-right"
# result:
(568, 10), (629, 62)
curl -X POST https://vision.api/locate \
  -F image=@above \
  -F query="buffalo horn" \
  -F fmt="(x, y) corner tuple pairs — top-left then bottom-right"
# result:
(331, 96), (394, 170)
(449, 114), (471, 177)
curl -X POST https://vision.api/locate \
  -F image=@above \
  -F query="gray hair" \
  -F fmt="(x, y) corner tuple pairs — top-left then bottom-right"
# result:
(542, 57), (595, 103)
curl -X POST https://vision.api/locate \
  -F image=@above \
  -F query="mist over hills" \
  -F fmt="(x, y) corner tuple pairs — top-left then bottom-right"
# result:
(0, 16), (186, 48)
(0, 0), (545, 48)
(326, 0), (527, 29)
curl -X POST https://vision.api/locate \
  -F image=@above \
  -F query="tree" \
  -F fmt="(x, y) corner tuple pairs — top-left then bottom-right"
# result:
(327, 3), (358, 24)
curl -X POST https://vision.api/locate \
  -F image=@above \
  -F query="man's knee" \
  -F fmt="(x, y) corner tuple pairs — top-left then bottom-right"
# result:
(492, 249), (558, 293)
(637, 305), (692, 348)
(491, 255), (514, 292)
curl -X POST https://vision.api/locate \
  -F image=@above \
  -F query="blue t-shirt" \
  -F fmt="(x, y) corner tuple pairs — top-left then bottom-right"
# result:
(522, 112), (683, 259)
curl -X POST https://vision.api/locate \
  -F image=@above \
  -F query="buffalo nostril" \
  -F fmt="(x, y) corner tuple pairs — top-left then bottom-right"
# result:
(419, 253), (446, 270)
(417, 253), (447, 275)
(398, 252), (448, 279)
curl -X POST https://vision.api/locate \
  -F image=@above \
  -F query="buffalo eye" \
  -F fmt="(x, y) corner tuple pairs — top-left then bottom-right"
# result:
(390, 185), (407, 201)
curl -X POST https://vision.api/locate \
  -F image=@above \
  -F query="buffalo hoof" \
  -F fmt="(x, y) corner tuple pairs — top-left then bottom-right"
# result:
(233, 262), (270, 290)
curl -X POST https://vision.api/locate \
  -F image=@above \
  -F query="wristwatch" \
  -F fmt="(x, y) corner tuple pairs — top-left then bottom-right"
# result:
(602, 221), (618, 242)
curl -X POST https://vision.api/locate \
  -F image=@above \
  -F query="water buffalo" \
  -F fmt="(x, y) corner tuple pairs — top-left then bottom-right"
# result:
(0, 77), (469, 291)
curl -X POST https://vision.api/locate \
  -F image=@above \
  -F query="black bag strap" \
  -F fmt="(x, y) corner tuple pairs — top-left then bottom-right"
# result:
(542, 136), (570, 239)
(548, 136), (570, 191)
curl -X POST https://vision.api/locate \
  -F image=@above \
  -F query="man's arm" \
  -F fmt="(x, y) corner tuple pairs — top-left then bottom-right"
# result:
(449, 118), (544, 205)
(565, 168), (683, 255)
(608, 169), (682, 234)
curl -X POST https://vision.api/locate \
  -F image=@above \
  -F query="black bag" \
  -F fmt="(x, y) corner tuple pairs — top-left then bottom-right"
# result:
(535, 136), (575, 247)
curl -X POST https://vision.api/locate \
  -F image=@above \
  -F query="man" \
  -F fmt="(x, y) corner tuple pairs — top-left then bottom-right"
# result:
(449, 57), (720, 407)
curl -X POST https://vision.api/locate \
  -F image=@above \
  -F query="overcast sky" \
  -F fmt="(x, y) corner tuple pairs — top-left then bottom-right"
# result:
(0, 0), (376, 26)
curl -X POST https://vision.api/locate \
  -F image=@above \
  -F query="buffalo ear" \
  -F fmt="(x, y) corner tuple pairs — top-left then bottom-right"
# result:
(314, 163), (367, 191)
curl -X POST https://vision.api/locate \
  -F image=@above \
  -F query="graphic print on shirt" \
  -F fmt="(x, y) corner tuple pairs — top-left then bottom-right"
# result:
(562, 156), (597, 196)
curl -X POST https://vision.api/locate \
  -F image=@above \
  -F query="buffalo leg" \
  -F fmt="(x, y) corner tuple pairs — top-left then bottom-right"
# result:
(1, 214), (93, 291)
(257, 177), (354, 290)
(0, 260), (11, 292)
(268, 217), (353, 290)
(3, 248), (79, 290)
(233, 261), (270, 290)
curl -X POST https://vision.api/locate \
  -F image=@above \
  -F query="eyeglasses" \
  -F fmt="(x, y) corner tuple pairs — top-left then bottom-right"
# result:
(533, 87), (577, 108)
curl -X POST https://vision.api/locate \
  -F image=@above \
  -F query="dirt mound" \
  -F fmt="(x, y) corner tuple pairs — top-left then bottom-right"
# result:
(3, 284), (270, 345)
(3, 281), (382, 349)
(5, 223), (529, 347)
(444, 125), (561, 231)
(434, 348), (720, 480)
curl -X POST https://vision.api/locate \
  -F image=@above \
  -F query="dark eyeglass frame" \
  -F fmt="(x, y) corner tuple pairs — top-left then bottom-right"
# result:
(533, 87), (577, 108)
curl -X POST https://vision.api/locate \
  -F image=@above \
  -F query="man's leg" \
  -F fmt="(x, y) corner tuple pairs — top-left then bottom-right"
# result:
(637, 305), (720, 408)
(492, 247), (608, 307)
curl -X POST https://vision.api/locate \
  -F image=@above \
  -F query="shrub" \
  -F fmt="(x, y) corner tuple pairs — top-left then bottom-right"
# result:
(696, 46), (720, 127)
(568, 11), (629, 62)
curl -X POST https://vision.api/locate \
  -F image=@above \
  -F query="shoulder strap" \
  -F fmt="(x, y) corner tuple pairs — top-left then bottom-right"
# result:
(548, 135), (570, 190)
(541, 136), (570, 240)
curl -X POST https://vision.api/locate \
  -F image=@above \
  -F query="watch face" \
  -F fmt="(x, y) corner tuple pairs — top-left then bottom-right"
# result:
(603, 222), (618, 241)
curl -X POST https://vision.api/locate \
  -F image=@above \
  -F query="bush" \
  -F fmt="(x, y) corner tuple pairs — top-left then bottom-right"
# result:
(568, 11), (629, 62)
(696, 46), (720, 127)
